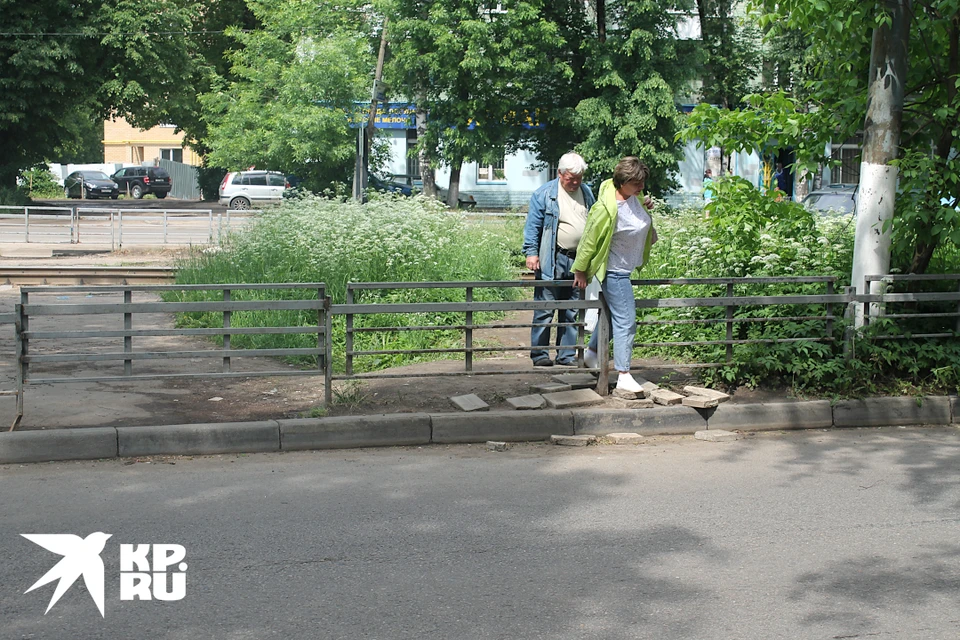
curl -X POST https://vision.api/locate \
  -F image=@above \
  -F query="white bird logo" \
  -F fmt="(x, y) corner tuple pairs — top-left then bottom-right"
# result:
(22, 532), (112, 617)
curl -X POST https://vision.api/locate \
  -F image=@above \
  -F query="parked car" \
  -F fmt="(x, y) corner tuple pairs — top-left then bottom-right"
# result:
(218, 170), (290, 210)
(368, 174), (414, 196)
(437, 186), (477, 208)
(802, 185), (857, 215)
(110, 166), (172, 199)
(63, 171), (119, 200)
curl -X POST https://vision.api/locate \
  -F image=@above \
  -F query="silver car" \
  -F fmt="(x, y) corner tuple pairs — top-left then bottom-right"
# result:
(218, 170), (289, 210)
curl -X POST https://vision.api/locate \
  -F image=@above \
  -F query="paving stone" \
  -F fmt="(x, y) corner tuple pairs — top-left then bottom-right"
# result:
(695, 429), (742, 442)
(486, 441), (510, 452)
(612, 387), (648, 400)
(650, 388), (684, 406)
(550, 373), (598, 390)
(449, 394), (489, 412)
(543, 388), (605, 409)
(604, 432), (646, 445)
(530, 382), (572, 394)
(636, 376), (660, 392)
(507, 394), (546, 410)
(682, 396), (720, 409)
(683, 386), (730, 403)
(550, 434), (597, 446)
(619, 398), (655, 409)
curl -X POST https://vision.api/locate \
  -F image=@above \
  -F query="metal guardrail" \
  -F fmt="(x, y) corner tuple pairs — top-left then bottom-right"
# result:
(15, 283), (331, 429)
(6, 274), (959, 429)
(0, 207), (260, 247)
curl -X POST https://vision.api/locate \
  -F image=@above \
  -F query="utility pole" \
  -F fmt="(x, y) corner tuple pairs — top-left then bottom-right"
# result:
(354, 17), (389, 202)
(850, 0), (911, 325)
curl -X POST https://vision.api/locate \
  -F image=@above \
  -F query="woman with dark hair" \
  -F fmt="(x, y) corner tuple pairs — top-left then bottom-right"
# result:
(572, 157), (658, 393)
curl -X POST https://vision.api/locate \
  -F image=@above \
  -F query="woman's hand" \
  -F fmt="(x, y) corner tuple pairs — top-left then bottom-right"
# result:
(643, 195), (654, 210)
(573, 270), (588, 290)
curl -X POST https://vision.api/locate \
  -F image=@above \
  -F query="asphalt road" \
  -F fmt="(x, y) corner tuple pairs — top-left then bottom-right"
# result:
(2, 427), (959, 639)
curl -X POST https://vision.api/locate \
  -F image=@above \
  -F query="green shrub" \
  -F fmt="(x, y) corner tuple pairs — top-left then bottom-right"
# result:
(22, 168), (63, 199)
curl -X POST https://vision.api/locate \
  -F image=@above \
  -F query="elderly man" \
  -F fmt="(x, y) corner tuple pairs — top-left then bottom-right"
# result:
(522, 152), (596, 366)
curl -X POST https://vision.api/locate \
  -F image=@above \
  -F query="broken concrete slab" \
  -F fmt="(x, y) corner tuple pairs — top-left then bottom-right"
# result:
(683, 386), (730, 403)
(612, 387), (648, 400)
(608, 397), (655, 410)
(507, 394), (546, 410)
(650, 388), (684, 406)
(550, 373), (598, 389)
(450, 394), (489, 412)
(604, 432), (646, 445)
(682, 396), (720, 409)
(550, 434), (597, 446)
(543, 388), (605, 409)
(530, 382), (572, 394)
(486, 441), (510, 452)
(695, 429), (742, 442)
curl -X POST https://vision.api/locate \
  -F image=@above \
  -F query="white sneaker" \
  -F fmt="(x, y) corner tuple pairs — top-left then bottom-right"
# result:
(584, 349), (598, 369)
(616, 373), (644, 393)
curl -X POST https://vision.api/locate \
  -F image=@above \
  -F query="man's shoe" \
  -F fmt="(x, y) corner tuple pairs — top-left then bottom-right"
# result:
(532, 358), (554, 367)
(555, 358), (577, 366)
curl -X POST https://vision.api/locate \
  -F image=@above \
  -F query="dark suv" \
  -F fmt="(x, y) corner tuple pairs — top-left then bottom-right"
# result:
(111, 166), (173, 199)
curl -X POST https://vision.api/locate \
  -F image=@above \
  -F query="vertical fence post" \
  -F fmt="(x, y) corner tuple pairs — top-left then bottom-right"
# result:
(12, 305), (23, 431)
(577, 297), (586, 366)
(324, 293), (333, 406)
(123, 289), (133, 376)
(843, 286), (855, 358)
(222, 288), (231, 373)
(71, 207), (78, 244)
(725, 282), (734, 363)
(345, 286), (354, 376)
(208, 210), (214, 244)
(465, 286), (473, 372)
(117, 211), (123, 249)
(594, 291), (610, 396)
(826, 279), (835, 344)
(163, 211), (169, 245)
(23, 206), (29, 243)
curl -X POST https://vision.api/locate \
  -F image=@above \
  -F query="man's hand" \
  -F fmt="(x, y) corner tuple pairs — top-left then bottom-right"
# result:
(573, 270), (588, 290)
(526, 255), (541, 272)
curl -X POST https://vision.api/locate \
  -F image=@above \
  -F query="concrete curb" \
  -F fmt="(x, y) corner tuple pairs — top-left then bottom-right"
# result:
(708, 401), (833, 432)
(117, 421), (281, 457)
(2, 397), (958, 465)
(832, 396), (951, 428)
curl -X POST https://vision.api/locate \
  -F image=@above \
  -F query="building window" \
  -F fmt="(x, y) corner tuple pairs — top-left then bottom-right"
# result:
(830, 137), (861, 185)
(160, 148), (183, 163)
(477, 156), (506, 182)
(406, 130), (420, 179)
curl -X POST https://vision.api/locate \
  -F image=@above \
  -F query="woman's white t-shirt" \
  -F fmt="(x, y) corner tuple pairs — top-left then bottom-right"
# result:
(607, 196), (652, 273)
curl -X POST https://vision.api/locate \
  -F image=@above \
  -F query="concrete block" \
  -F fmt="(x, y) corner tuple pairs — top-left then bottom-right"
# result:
(832, 396), (952, 428)
(612, 388), (647, 400)
(953, 396), (960, 424)
(550, 373), (598, 389)
(280, 414), (430, 450)
(507, 394), (546, 410)
(709, 401), (832, 432)
(683, 386), (730, 403)
(0, 428), (117, 464)
(650, 388), (684, 406)
(551, 434), (597, 446)
(118, 421), (280, 457)
(608, 397), (655, 409)
(450, 394), (489, 412)
(432, 411), (574, 444)
(682, 396), (720, 409)
(573, 406), (706, 436)
(604, 432), (646, 445)
(486, 441), (510, 452)
(635, 376), (660, 392)
(695, 429), (741, 442)
(530, 382), (571, 394)
(543, 388), (605, 409)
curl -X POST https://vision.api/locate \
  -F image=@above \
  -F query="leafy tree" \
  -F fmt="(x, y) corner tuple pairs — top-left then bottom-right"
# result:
(387, 0), (568, 205)
(200, 0), (373, 191)
(696, 0), (762, 110)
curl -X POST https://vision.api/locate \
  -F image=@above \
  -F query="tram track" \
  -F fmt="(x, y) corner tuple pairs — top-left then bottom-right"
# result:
(0, 265), (176, 286)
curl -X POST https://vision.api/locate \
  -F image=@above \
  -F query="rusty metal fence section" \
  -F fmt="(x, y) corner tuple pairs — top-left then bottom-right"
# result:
(16, 283), (332, 417)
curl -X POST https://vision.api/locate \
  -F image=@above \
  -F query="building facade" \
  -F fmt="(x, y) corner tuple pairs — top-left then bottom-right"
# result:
(103, 118), (201, 166)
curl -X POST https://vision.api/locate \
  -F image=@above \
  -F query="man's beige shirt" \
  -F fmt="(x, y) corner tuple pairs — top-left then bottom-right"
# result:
(555, 186), (587, 251)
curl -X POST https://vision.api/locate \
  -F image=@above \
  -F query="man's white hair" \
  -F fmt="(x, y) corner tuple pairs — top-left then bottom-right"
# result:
(557, 152), (588, 175)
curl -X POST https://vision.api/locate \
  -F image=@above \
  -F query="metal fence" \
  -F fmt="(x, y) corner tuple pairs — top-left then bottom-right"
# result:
(5, 274), (959, 429)
(0, 207), (257, 247)
(157, 159), (201, 200)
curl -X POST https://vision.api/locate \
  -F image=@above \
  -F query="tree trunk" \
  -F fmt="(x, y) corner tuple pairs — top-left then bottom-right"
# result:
(448, 155), (463, 208)
(597, 0), (606, 43)
(850, 0), (911, 326)
(416, 106), (436, 197)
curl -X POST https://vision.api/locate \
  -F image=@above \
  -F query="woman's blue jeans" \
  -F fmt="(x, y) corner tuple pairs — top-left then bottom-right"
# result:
(587, 271), (637, 372)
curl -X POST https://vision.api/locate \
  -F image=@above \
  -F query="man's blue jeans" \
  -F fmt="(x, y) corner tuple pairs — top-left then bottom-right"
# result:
(587, 270), (637, 372)
(531, 251), (580, 363)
